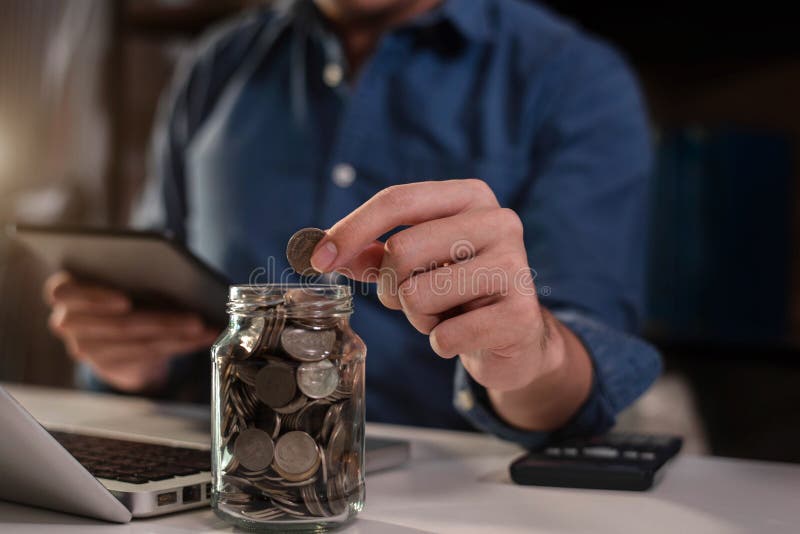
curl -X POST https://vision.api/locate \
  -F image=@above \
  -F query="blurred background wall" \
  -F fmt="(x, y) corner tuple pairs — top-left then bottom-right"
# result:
(0, 0), (798, 462)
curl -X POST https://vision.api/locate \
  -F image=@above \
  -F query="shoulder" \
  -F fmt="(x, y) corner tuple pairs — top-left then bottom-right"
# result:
(486, 0), (634, 85)
(486, 1), (644, 130)
(164, 7), (280, 134)
(176, 7), (274, 96)
(189, 7), (274, 74)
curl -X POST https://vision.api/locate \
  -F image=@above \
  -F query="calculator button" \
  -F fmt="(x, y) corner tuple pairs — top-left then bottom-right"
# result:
(544, 447), (562, 456)
(582, 446), (620, 459)
(648, 435), (673, 447)
(641, 452), (656, 461)
(605, 434), (628, 447)
(622, 450), (639, 460)
(563, 448), (579, 457)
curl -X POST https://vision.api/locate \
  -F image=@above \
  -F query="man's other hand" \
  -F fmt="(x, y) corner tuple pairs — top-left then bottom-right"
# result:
(44, 271), (219, 393)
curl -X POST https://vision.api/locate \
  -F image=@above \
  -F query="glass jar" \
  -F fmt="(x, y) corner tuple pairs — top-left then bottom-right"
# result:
(211, 284), (366, 531)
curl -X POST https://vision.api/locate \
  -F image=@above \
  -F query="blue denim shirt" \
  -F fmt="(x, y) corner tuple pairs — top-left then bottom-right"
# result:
(130, 0), (661, 449)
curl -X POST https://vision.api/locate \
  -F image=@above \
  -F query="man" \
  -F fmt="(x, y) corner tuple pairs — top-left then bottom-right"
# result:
(45, 0), (660, 448)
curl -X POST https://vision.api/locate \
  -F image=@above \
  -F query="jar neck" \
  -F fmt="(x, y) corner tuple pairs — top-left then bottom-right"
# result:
(226, 284), (353, 320)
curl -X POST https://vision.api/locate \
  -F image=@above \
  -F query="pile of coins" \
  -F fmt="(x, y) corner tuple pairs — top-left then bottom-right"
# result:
(214, 287), (364, 523)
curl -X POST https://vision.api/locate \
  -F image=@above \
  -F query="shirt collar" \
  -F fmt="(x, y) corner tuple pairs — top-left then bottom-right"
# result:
(288, 0), (492, 44)
(412, 0), (491, 43)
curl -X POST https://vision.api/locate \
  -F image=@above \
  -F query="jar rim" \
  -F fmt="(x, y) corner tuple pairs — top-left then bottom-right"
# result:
(227, 284), (353, 317)
(228, 283), (352, 302)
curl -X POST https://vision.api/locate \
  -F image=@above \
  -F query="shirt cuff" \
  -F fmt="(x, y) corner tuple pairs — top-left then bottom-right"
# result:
(452, 310), (662, 449)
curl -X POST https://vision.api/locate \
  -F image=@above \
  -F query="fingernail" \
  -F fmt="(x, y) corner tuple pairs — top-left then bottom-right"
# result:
(429, 330), (443, 356)
(310, 241), (338, 272)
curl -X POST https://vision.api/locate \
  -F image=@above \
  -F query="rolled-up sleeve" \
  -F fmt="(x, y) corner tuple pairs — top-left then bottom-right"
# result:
(454, 310), (661, 449)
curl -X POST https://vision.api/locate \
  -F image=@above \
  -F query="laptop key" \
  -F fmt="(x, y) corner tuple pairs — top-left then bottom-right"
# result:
(48, 430), (211, 484)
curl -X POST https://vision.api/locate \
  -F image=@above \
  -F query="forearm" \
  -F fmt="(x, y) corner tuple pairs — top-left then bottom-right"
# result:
(487, 309), (593, 431)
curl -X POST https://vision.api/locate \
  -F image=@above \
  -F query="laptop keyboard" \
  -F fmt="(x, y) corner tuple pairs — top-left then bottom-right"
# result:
(49, 431), (211, 484)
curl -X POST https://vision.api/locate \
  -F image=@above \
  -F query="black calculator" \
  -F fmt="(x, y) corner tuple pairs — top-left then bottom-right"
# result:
(509, 433), (683, 491)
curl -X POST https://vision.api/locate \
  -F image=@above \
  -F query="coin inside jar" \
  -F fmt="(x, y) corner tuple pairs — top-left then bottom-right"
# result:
(239, 316), (267, 355)
(255, 363), (297, 408)
(326, 417), (351, 473)
(296, 359), (339, 399)
(273, 431), (321, 481)
(286, 227), (326, 276)
(281, 327), (336, 361)
(217, 342), (250, 362)
(234, 428), (275, 472)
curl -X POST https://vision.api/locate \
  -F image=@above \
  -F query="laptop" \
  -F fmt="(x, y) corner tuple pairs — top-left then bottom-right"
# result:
(0, 385), (409, 523)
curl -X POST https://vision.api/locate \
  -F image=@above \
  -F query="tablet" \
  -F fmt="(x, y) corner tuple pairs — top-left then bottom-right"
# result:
(8, 224), (230, 326)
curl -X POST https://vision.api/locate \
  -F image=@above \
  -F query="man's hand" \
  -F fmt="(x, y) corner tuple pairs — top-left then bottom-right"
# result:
(309, 179), (593, 431)
(44, 271), (220, 393)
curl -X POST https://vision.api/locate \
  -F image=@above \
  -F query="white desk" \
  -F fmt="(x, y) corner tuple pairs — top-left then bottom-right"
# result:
(1, 384), (798, 534)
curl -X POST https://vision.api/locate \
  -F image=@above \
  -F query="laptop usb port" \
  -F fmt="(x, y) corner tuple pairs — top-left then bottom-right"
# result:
(182, 484), (201, 504)
(157, 491), (177, 506)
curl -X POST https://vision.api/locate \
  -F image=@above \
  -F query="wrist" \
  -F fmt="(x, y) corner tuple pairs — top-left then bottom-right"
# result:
(487, 310), (593, 431)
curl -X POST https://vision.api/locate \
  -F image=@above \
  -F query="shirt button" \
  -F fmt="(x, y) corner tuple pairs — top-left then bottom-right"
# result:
(455, 389), (474, 412)
(332, 163), (356, 188)
(323, 63), (343, 87)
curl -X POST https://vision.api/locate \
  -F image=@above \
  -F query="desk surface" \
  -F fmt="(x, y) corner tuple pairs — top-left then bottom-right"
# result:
(1, 383), (798, 534)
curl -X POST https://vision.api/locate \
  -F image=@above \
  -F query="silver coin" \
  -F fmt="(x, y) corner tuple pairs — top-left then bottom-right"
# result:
(284, 288), (341, 329)
(235, 365), (258, 387)
(286, 227), (326, 276)
(301, 483), (330, 517)
(256, 312), (275, 353)
(216, 342), (250, 362)
(296, 359), (340, 399)
(218, 487), (252, 505)
(239, 316), (267, 356)
(320, 402), (344, 444)
(341, 451), (363, 496)
(272, 475), (318, 488)
(234, 428), (275, 472)
(243, 507), (284, 520)
(255, 362), (297, 409)
(254, 405), (281, 439)
(273, 431), (320, 481)
(273, 394), (307, 415)
(262, 307), (286, 352)
(326, 472), (347, 516)
(284, 399), (330, 435)
(326, 418), (350, 474)
(319, 444), (328, 484)
(222, 454), (239, 473)
(271, 499), (308, 517)
(281, 327), (336, 362)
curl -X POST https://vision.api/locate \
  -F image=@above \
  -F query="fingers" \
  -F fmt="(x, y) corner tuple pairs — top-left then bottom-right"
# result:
(64, 332), (218, 365)
(49, 308), (206, 341)
(43, 273), (220, 393)
(311, 179), (499, 273)
(396, 252), (521, 322)
(429, 295), (541, 359)
(336, 207), (520, 283)
(383, 208), (520, 280)
(381, 218), (523, 310)
(334, 242), (386, 282)
(44, 271), (130, 314)
(89, 358), (173, 393)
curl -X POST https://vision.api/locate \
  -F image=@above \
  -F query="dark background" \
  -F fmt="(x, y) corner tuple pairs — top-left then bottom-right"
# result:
(0, 0), (798, 462)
